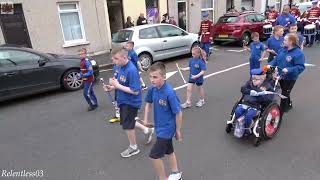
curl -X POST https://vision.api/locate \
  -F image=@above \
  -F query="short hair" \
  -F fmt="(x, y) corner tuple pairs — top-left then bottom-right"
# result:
(251, 32), (259, 39)
(111, 47), (128, 57)
(149, 62), (166, 76)
(289, 23), (298, 28)
(286, 33), (299, 47)
(127, 41), (134, 46)
(79, 48), (87, 53)
(273, 25), (284, 32)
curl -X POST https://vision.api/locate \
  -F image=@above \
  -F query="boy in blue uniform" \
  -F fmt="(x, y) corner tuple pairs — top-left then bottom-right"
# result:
(143, 62), (183, 180)
(234, 68), (274, 134)
(289, 23), (304, 50)
(268, 33), (305, 112)
(180, 47), (207, 108)
(263, 25), (284, 62)
(243, 32), (266, 73)
(125, 41), (147, 90)
(104, 47), (154, 158)
(275, 5), (296, 34)
(79, 48), (98, 111)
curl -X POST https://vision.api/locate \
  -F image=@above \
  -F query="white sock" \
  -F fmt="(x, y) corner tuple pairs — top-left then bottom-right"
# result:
(130, 144), (137, 150)
(143, 127), (149, 134)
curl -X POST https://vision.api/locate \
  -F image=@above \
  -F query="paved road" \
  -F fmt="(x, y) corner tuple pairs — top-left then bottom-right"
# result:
(0, 45), (319, 180)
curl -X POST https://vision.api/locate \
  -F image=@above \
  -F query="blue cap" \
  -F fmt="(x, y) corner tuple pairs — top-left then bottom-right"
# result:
(312, 1), (318, 5)
(202, 12), (209, 17)
(251, 68), (265, 75)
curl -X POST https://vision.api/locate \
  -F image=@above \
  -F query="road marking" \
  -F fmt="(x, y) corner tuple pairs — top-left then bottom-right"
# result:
(227, 49), (245, 53)
(305, 63), (316, 67)
(99, 69), (113, 73)
(166, 71), (178, 80)
(174, 62), (249, 91)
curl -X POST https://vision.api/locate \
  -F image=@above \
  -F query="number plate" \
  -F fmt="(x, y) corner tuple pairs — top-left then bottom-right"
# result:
(219, 34), (228, 38)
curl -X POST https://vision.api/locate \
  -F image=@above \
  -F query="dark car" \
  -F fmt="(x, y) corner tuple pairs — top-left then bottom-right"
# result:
(212, 11), (269, 45)
(0, 46), (99, 102)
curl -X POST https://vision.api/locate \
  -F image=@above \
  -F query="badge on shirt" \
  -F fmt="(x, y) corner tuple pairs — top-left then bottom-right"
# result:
(194, 64), (200, 69)
(286, 18), (290, 21)
(159, 99), (167, 106)
(280, 42), (284, 47)
(256, 45), (260, 49)
(119, 75), (126, 82)
(286, 56), (292, 62)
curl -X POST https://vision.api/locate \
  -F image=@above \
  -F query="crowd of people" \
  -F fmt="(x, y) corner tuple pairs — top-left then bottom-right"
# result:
(74, 2), (320, 179)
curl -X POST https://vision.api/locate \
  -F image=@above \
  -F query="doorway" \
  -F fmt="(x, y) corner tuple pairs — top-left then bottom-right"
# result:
(178, 1), (187, 31)
(107, 0), (125, 35)
(0, 4), (32, 47)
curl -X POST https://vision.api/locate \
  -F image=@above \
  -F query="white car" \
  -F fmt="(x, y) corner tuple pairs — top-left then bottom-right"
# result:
(112, 24), (199, 70)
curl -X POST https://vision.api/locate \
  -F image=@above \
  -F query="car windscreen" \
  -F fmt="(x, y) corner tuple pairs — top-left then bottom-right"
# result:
(217, 16), (240, 24)
(112, 30), (133, 43)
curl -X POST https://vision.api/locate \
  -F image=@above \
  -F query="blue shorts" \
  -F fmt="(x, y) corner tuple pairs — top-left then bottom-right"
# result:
(188, 81), (203, 86)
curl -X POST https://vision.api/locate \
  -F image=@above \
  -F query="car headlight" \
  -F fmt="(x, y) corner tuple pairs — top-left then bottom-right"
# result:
(90, 60), (97, 66)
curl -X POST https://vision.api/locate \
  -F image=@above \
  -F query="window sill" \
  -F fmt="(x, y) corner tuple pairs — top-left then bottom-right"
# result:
(62, 41), (90, 48)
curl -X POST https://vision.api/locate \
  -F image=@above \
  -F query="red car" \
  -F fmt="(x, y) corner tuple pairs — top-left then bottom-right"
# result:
(213, 11), (270, 45)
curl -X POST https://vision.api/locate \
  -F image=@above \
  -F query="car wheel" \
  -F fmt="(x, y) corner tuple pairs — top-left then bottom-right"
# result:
(139, 53), (153, 71)
(62, 69), (83, 91)
(240, 32), (251, 46)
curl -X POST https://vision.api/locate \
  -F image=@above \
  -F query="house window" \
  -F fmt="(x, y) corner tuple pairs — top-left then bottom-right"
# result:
(201, 0), (214, 21)
(58, 3), (87, 47)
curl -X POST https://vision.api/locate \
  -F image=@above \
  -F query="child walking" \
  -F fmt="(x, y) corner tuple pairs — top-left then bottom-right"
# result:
(180, 47), (207, 108)
(143, 62), (183, 180)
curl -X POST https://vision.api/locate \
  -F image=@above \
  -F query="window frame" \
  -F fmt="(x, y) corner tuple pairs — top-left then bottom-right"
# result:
(201, 0), (214, 21)
(57, 2), (88, 47)
(157, 25), (184, 38)
(139, 27), (160, 39)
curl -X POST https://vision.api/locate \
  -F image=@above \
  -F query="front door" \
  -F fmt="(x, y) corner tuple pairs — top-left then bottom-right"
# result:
(0, 4), (32, 47)
(178, 1), (187, 31)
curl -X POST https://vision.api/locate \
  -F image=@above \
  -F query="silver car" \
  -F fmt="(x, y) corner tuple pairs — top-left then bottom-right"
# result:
(112, 24), (199, 70)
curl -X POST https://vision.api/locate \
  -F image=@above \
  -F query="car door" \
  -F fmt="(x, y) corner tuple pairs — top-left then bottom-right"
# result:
(3, 49), (58, 94)
(0, 51), (21, 99)
(245, 15), (260, 33)
(137, 27), (162, 59)
(156, 25), (190, 59)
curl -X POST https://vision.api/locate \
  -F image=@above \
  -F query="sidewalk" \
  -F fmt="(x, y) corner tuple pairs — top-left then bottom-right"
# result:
(92, 52), (113, 68)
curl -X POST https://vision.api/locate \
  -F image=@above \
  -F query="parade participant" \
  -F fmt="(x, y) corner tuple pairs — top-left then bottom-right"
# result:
(243, 32), (266, 73)
(267, 5), (279, 25)
(234, 68), (274, 134)
(302, 1), (320, 46)
(290, 4), (301, 19)
(125, 41), (147, 90)
(276, 5), (297, 34)
(198, 11), (214, 57)
(180, 47), (207, 109)
(79, 48), (98, 111)
(137, 13), (148, 26)
(269, 33), (305, 113)
(104, 47), (154, 158)
(289, 23), (305, 50)
(143, 62), (183, 180)
(264, 25), (285, 62)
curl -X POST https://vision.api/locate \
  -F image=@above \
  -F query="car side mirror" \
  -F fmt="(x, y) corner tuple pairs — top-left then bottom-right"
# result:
(38, 58), (47, 67)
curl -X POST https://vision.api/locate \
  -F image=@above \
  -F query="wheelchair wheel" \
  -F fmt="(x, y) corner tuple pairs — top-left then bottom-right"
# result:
(261, 103), (282, 139)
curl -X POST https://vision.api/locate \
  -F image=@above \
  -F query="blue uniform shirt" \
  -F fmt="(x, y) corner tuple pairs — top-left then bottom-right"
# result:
(269, 46), (305, 80)
(113, 64), (120, 79)
(249, 41), (265, 70)
(188, 58), (207, 83)
(275, 14), (296, 27)
(266, 36), (284, 55)
(128, 49), (139, 69)
(145, 81), (181, 139)
(116, 61), (142, 108)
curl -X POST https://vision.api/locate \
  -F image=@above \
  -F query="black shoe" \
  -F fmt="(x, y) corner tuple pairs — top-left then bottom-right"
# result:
(88, 104), (98, 111)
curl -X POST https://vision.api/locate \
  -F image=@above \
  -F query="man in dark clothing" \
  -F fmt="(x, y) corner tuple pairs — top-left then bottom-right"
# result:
(137, 13), (148, 26)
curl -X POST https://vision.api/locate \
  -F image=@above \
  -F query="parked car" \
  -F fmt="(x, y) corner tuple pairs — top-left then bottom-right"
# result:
(0, 46), (99, 102)
(212, 11), (270, 45)
(112, 24), (199, 70)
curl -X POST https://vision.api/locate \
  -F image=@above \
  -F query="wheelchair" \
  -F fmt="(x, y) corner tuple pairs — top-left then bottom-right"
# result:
(226, 67), (283, 147)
